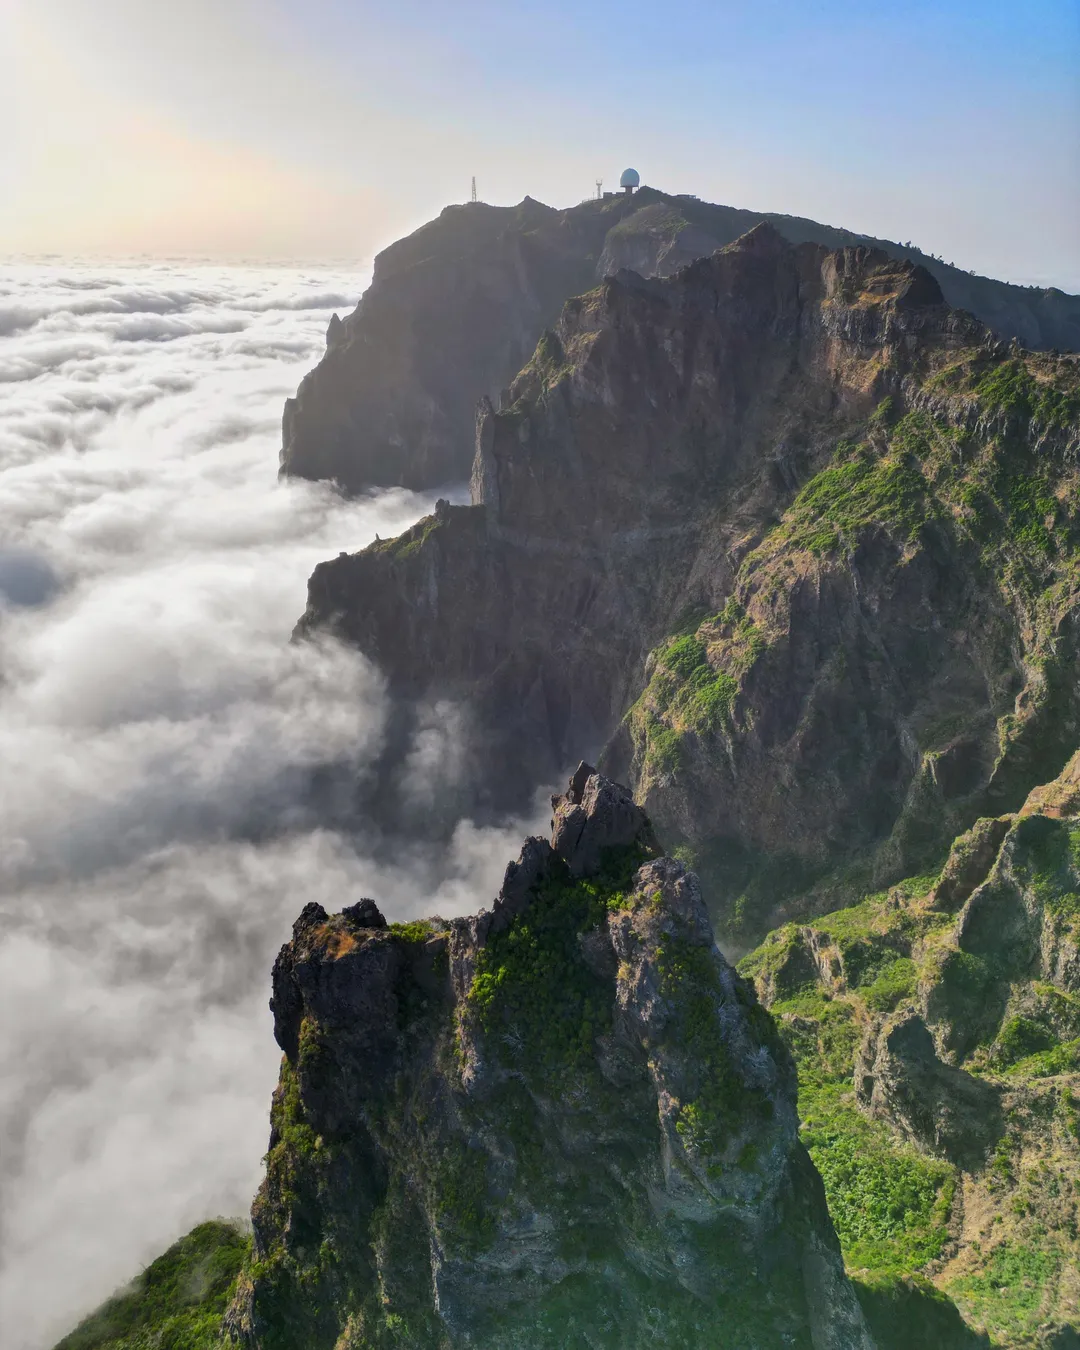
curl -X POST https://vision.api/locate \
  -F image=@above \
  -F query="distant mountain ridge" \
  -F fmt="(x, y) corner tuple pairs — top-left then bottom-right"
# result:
(281, 186), (1080, 493)
(296, 225), (1080, 941)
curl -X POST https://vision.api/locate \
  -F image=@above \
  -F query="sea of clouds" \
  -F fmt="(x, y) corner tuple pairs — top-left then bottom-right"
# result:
(0, 261), (543, 1349)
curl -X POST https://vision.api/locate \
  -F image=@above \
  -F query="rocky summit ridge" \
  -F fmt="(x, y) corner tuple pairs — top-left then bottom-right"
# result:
(296, 223), (1080, 943)
(281, 187), (1080, 494)
(219, 766), (873, 1349)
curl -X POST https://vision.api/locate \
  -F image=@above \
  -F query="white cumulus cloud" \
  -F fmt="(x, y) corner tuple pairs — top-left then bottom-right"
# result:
(0, 261), (545, 1350)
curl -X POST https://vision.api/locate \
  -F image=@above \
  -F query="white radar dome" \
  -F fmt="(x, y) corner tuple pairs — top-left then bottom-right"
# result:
(619, 168), (640, 189)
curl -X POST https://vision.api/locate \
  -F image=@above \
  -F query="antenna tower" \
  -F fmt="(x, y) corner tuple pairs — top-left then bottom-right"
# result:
(595, 178), (603, 199)
(471, 176), (478, 203)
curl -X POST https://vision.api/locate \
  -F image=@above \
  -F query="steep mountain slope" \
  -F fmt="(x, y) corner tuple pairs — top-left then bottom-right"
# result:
(52, 1221), (250, 1350)
(46, 216), (1080, 1350)
(740, 752), (1080, 1347)
(296, 225), (1080, 943)
(216, 768), (873, 1349)
(281, 187), (1080, 493)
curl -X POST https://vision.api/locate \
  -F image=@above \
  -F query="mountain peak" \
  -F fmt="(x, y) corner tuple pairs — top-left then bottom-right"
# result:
(224, 767), (873, 1349)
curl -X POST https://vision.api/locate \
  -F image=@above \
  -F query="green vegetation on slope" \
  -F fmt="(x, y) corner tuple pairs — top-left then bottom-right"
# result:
(740, 805), (1080, 1346)
(777, 432), (932, 557)
(802, 1084), (956, 1274)
(1015, 815), (1080, 923)
(627, 599), (765, 781)
(630, 348), (1080, 947)
(949, 1241), (1066, 1346)
(972, 358), (1080, 436)
(763, 962), (958, 1280)
(761, 387), (1080, 588)
(53, 1221), (249, 1350)
(657, 934), (773, 1158)
(467, 845), (649, 1086)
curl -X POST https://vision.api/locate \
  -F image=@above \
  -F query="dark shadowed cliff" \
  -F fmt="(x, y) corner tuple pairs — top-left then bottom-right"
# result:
(281, 187), (1080, 493)
(296, 224), (1080, 940)
(222, 767), (874, 1350)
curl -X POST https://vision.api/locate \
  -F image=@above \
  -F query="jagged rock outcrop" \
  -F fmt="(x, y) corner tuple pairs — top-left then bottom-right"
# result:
(927, 817), (1013, 912)
(1020, 747), (1080, 820)
(281, 187), (1080, 494)
(854, 1010), (1002, 1168)
(741, 751), (1080, 1347)
(223, 767), (874, 1350)
(297, 224), (1080, 938)
(923, 808), (1080, 1060)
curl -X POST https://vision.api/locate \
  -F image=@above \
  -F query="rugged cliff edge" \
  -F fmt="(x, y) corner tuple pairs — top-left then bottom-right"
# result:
(220, 766), (873, 1349)
(47, 214), (1080, 1350)
(296, 224), (1080, 940)
(281, 187), (1080, 493)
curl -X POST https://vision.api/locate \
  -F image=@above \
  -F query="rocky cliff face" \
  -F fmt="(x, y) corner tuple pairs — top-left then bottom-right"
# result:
(741, 750), (1080, 1347)
(296, 224), (1080, 940)
(282, 187), (1080, 493)
(222, 767), (874, 1350)
(281, 197), (619, 491)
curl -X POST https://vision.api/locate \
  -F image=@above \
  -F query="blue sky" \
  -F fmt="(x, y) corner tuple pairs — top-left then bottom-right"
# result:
(3, 0), (1078, 287)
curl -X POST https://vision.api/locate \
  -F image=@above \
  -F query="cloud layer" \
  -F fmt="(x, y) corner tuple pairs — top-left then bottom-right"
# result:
(0, 262), (541, 1349)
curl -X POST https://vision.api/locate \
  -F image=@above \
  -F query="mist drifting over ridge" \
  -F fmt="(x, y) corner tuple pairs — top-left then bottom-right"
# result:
(0, 261), (545, 1350)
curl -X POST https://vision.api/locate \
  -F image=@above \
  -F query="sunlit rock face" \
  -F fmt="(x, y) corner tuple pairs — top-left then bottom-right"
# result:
(223, 767), (874, 1350)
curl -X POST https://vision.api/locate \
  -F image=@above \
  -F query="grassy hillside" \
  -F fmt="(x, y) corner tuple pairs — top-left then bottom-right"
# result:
(53, 1221), (249, 1350)
(740, 788), (1080, 1347)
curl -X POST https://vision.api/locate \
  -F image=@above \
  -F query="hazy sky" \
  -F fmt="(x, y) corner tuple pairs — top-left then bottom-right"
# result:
(3, 1), (1079, 287)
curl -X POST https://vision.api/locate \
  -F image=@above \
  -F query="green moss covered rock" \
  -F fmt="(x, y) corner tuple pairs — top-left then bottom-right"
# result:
(222, 768), (873, 1349)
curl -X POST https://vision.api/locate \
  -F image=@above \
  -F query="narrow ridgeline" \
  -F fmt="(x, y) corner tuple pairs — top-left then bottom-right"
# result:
(297, 223), (1080, 944)
(218, 766), (872, 1350)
